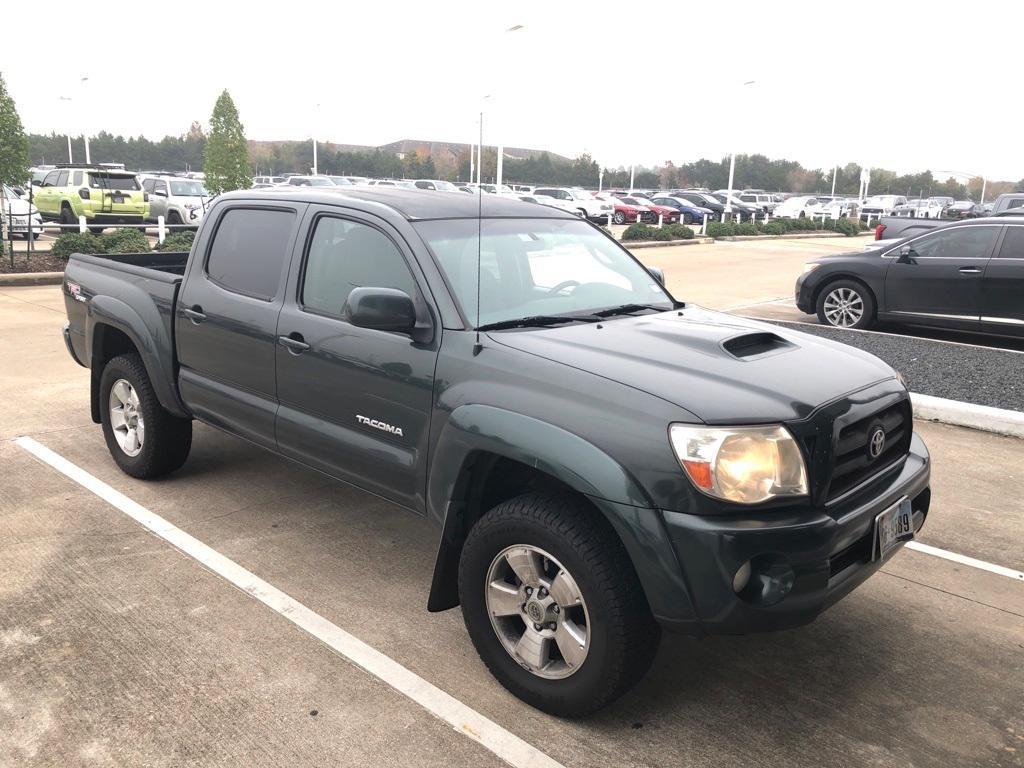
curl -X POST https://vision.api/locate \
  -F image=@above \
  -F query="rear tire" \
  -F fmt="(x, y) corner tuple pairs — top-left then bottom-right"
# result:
(613, 211), (626, 225)
(816, 279), (876, 330)
(459, 493), (660, 717)
(682, 212), (693, 224)
(60, 205), (76, 227)
(100, 353), (192, 478)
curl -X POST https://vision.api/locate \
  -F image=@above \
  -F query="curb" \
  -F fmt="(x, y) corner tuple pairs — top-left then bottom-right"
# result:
(911, 392), (1024, 439)
(625, 238), (714, 249)
(716, 232), (856, 241)
(0, 271), (63, 286)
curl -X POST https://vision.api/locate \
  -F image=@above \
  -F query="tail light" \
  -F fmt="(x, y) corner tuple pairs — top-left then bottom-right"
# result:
(78, 188), (90, 200)
(874, 223), (886, 240)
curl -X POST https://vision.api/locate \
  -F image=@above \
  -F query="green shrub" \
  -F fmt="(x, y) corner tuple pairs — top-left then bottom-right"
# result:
(50, 232), (104, 261)
(621, 223), (655, 241)
(734, 223), (759, 236)
(156, 231), (196, 252)
(101, 227), (150, 254)
(706, 221), (737, 238)
(661, 223), (694, 240)
(762, 222), (786, 235)
(835, 217), (862, 236)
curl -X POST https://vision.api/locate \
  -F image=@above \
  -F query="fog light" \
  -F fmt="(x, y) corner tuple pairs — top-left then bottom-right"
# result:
(732, 560), (752, 593)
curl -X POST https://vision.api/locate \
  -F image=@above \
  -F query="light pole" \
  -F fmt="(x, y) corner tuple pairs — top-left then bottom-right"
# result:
(58, 96), (74, 162)
(79, 77), (90, 164)
(312, 103), (320, 175)
(724, 80), (756, 220)
(493, 24), (524, 192)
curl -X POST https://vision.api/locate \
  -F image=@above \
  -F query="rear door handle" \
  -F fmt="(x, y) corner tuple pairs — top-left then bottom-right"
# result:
(278, 333), (311, 354)
(958, 266), (983, 275)
(182, 305), (206, 323)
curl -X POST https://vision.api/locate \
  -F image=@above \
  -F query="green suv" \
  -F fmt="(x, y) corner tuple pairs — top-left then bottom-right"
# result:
(34, 166), (149, 233)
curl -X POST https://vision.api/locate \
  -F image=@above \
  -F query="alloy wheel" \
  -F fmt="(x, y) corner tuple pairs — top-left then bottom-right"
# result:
(108, 378), (145, 456)
(485, 544), (590, 679)
(823, 287), (865, 327)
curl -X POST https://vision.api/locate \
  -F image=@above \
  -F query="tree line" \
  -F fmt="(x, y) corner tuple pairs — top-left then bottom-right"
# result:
(13, 83), (1021, 199)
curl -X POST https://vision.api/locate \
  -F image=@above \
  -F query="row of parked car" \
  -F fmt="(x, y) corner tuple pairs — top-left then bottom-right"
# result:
(6, 164), (211, 235)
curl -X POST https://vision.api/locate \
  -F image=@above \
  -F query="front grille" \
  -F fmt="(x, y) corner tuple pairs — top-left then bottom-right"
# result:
(827, 400), (911, 501)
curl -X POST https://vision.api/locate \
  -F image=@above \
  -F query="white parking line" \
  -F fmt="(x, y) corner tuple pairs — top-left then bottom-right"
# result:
(906, 542), (1024, 582)
(13, 436), (564, 768)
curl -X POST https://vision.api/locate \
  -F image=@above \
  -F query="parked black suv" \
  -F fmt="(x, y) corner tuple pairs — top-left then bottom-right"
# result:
(62, 188), (931, 715)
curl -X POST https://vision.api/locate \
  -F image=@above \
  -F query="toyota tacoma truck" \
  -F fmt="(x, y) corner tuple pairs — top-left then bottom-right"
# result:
(61, 188), (931, 716)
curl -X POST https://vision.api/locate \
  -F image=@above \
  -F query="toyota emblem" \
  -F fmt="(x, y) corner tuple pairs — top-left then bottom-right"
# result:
(868, 427), (886, 459)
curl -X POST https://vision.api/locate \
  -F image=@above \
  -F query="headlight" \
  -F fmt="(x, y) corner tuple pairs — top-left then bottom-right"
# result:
(669, 424), (808, 504)
(802, 263), (820, 274)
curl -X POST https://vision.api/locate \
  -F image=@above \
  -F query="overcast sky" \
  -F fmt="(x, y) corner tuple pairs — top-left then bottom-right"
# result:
(3, 1), (1021, 180)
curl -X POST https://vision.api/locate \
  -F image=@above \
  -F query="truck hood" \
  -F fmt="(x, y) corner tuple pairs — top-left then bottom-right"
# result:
(487, 306), (896, 424)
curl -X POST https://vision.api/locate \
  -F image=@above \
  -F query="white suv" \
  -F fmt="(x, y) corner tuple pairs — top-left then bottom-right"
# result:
(139, 175), (211, 227)
(532, 187), (612, 220)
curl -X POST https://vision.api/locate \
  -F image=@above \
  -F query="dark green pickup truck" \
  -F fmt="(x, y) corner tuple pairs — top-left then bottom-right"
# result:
(62, 188), (931, 715)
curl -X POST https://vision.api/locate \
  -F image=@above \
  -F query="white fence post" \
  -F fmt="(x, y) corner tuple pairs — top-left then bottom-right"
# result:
(658, 213), (663, 228)
(607, 212), (613, 229)
(157, 215), (166, 244)
(701, 214), (708, 235)
(78, 216), (87, 234)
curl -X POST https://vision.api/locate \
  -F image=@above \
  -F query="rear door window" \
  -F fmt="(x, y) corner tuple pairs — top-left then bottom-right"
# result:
(996, 226), (1024, 259)
(205, 208), (296, 300)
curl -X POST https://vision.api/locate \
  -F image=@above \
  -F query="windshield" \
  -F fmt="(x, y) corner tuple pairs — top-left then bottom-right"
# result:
(169, 180), (207, 196)
(414, 218), (673, 327)
(432, 180), (458, 192)
(2, 185), (16, 199)
(88, 174), (140, 191)
(329, 177), (354, 186)
(567, 189), (593, 201)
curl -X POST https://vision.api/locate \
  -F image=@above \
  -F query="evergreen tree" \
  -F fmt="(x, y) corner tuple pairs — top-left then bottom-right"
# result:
(0, 73), (29, 186)
(203, 90), (250, 194)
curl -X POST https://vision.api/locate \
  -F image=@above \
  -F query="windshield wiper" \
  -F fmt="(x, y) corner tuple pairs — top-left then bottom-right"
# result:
(591, 303), (672, 318)
(477, 314), (598, 331)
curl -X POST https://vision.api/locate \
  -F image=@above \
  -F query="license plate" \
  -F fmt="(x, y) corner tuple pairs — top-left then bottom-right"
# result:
(873, 497), (914, 560)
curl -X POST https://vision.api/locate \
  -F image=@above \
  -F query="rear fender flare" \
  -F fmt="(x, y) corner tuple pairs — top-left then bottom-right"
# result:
(86, 296), (188, 421)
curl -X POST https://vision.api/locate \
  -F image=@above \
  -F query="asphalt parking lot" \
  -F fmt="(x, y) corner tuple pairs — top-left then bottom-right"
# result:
(2, 242), (1023, 766)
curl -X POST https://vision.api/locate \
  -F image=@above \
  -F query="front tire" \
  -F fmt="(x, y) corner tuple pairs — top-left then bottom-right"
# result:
(459, 493), (660, 717)
(613, 211), (626, 225)
(682, 212), (693, 224)
(816, 279), (876, 329)
(100, 353), (192, 478)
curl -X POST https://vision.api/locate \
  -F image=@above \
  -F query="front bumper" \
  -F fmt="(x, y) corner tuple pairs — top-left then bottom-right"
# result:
(657, 432), (930, 635)
(795, 270), (816, 313)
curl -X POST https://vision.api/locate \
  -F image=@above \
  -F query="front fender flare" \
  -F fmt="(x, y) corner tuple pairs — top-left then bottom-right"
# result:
(425, 405), (696, 626)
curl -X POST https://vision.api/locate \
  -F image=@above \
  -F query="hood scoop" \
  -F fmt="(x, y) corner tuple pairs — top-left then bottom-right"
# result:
(721, 331), (795, 361)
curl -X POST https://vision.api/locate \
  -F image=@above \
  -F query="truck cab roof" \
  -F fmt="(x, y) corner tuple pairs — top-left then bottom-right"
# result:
(239, 185), (576, 221)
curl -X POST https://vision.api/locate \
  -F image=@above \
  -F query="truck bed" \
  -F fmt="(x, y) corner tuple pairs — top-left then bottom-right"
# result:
(70, 250), (190, 279)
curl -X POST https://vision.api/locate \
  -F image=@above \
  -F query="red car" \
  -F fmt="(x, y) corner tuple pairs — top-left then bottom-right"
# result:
(624, 196), (680, 224)
(595, 194), (657, 225)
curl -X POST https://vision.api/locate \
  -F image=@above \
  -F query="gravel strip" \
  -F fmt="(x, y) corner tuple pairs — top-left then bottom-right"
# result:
(757, 320), (1024, 412)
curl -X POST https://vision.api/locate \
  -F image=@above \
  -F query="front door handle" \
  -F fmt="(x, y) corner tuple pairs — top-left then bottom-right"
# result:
(958, 266), (983, 275)
(182, 305), (206, 323)
(278, 333), (311, 354)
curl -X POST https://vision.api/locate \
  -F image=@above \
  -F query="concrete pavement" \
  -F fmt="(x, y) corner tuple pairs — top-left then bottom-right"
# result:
(2, 280), (1023, 768)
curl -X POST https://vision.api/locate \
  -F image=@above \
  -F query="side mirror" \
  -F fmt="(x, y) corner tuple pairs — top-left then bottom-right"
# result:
(897, 245), (915, 264)
(646, 266), (665, 285)
(153, 189), (168, 197)
(344, 287), (419, 336)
